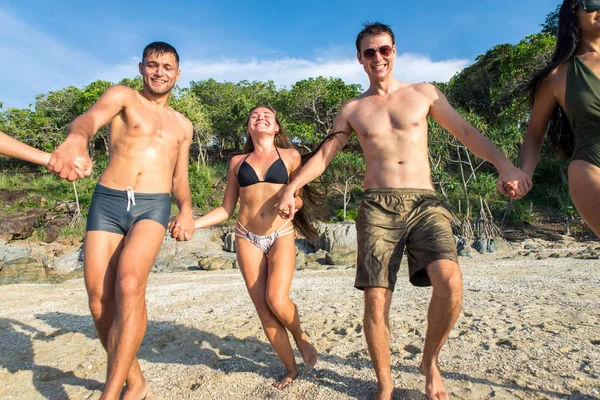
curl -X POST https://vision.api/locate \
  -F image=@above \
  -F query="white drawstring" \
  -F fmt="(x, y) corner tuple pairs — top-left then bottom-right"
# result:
(126, 186), (136, 211)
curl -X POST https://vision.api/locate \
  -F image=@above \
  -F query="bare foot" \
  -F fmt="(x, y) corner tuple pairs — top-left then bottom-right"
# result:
(272, 370), (298, 390)
(122, 381), (149, 400)
(420, 362), (449, 400)
(295, 331), (318, 369)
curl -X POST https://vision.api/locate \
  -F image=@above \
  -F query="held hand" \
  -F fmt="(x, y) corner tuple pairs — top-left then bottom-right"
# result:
(277, 187), (297, 220)
(73, 157), (94, 179)
(168, 212), (195, 241)
(48, 135), (91, 182)
(497, 166), (532, 200)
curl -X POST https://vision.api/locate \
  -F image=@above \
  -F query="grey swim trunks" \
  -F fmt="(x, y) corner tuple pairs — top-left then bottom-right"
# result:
(86, 184), (171, 235)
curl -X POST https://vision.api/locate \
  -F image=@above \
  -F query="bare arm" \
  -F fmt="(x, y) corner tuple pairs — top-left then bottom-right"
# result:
(279, 106), (353, 219)
(169, 118), (195, 240)
(194, 157), (241, 229)
(48, 85), (131, 181)
(0, 131), (51, 166)
(428, 85), (531, 197)
(520, 79), (558, 179)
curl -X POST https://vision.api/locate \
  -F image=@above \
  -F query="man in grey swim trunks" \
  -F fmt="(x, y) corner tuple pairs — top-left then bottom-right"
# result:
(48, 42), (195, 400)
(277, 23), (531, 399)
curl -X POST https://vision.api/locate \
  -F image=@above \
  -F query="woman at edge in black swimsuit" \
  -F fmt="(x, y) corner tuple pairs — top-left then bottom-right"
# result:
(515, 0), (600, 237)
(192, 105), (318, 389)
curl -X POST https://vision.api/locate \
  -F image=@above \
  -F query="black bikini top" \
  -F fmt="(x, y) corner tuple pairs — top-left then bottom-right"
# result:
(237, 148), (289, 187)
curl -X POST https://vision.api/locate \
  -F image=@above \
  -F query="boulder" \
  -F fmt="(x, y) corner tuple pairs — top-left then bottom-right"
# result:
(197, 253), (237, 271)
(325, 250), (357, 266)
(0, 209), (47, 240)
(310, 222), (357, 252)
(223, 232), (236, 252)
(52, 249), (84, 273)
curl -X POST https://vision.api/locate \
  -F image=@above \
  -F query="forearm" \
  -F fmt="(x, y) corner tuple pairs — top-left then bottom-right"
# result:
(171, 180), (193, 215)
(0, 132), (50, 166)
(461, 129), (513, 171)
(67, 114), (97, 141)
(294, 196), (303, 210)
(288, 153), (331, 193)
(519, 134), (545, 179)
(194, 207), (231, 229)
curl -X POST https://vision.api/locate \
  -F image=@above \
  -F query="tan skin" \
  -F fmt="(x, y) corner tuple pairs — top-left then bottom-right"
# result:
(48, 51), (195, 400)
(0, 130), (91, 175)
(517, 5), (600, 237)
(278, 33), (531, 400)
(191, 107), (318, 389)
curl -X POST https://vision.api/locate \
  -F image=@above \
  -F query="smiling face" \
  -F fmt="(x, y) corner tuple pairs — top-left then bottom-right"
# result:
(247, 107), (280, 137)
(138, 51), (180, 96)
(357, 33), (396, 81)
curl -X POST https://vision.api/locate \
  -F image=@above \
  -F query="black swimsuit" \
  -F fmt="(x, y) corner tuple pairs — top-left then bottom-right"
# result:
(237, 148), (289, 187)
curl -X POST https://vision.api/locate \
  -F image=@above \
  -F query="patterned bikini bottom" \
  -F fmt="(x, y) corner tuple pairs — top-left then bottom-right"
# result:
(235, 219), (295, 254)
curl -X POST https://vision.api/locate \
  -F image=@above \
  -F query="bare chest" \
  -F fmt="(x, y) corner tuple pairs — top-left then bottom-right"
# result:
(113, 107), (184, 149)
(349, 95), (430, 141)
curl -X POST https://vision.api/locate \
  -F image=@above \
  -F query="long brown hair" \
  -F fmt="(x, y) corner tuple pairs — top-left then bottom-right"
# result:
(527, 0), (579, 159)
(243, 105), (321, 240)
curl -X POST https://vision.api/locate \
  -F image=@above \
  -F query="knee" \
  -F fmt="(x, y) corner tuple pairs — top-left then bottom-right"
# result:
(88, 292), (111, 320)
(117, 274), (146, 300)
(432, 269), (463, 299)
(266, 293), (288, 316)
(364, 289), (390, 323)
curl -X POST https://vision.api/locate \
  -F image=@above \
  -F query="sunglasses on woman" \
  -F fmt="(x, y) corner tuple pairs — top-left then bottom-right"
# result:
(574, 0), (600, 12)
(362, 45), (394, 60)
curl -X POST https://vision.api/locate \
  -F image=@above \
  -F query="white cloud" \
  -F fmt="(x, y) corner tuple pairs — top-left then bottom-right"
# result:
(111, 53), (469, 90)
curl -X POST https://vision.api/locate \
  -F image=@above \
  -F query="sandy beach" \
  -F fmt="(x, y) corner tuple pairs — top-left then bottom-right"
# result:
(0, 248), (599, 400)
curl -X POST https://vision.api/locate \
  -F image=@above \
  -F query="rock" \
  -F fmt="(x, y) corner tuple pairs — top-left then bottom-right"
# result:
(472, 237), (510, 254)
(223, 232), (236, 252)
(0, 258), (48, 283)
(155, 229), (224, 271)
(456, 236), (473, 257)
(310, 222), (357, 252)
(325, 250), (357, 266)
(1, 246), (32, 263)
(295, 252), (306, 270)
(197, 254), (237, 270)
(0, 209), (47, 240)
(549, 253), (561, 259)
(52, 249), (84, 273)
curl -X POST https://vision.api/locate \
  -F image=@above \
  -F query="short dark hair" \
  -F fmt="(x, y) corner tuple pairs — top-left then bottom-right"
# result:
(142, 41), (180, 65)
(355, 22), (395, 52)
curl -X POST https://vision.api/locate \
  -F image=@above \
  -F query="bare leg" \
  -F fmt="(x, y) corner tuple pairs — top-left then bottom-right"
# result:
(84, 231), (148, 400)
(363, 287), (393, 400)
(236, 238), (298, 389)
(420, 260), (463, 400)
(569, 160), (600, 238)
(266, 235), (318, 370)
(99, 220), (165, 400)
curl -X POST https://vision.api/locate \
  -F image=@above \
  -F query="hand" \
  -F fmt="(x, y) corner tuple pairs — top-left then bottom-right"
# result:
(48, 135), (91, 182)
(277, 187), (297, 220)
(497, 166), (532, 200)
(168, 211), (195, 241)
(73, 157), (94, 179)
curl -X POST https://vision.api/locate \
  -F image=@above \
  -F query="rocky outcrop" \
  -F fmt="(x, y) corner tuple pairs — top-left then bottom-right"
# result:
(310, 222), (357, 252)
(0, 209), (47, 240)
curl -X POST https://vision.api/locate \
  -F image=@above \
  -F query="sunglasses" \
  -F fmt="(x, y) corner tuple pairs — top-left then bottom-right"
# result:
(574, 0), (600, 12)
(362, 45), (394, 60)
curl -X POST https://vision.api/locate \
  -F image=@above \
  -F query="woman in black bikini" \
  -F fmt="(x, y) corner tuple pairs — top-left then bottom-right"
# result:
(193, 105), (318, 389)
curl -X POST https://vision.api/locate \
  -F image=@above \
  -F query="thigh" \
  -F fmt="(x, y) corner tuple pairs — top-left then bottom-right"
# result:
(116, 220), (166, 286)
(406, 201), (458, 287)
(356, 201), (405, 291)
(569, 160), (600, 237)
(266, 234), (296, 299)
(84, 230), (125, 298)
(236, 237), (269, 302)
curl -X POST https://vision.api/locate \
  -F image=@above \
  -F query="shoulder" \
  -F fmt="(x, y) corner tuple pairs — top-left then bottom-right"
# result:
(230, 154), (246, 169)
(412, 82), (441, 99)
(172, 110), (194, 136)
(278, 149), (300, 161)
(339, 96), (361, 115)
(100, 85), (136, 103)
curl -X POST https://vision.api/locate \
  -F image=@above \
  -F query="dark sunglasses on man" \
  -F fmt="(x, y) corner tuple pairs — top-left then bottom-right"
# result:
(362, 45), (394, 60)
(574, 0), (600, 12)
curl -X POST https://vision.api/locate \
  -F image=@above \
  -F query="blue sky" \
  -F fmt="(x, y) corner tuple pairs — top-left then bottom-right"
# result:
(1, 0), (558, 109)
